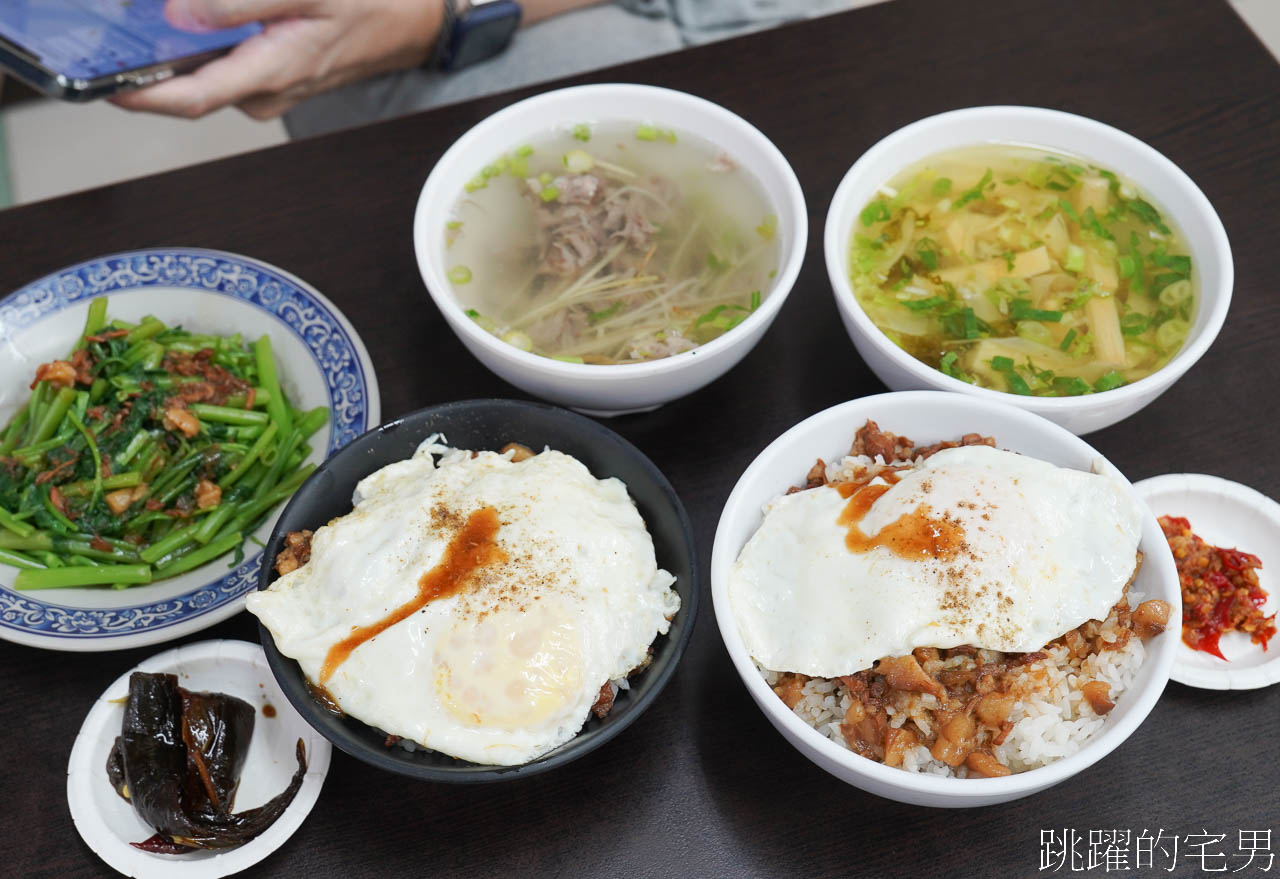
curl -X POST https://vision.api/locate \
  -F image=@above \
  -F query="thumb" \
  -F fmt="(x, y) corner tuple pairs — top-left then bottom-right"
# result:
(165, 0), (313, 32)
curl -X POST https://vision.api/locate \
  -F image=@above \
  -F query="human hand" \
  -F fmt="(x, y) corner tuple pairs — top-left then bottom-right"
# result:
(112, 0), (444, 119)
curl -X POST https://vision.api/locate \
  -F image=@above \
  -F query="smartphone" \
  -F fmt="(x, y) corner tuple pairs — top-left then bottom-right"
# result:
(0, 0), (260, 102)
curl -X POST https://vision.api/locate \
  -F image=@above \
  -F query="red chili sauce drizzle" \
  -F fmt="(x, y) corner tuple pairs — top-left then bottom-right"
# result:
(835, 477), (965, 561)
(319, 506), (506, 684)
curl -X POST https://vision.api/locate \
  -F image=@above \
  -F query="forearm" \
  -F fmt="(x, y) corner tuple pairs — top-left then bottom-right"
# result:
(519, 0), (606, 27)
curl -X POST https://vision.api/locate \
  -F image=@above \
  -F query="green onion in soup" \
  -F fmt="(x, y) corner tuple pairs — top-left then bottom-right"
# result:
(849, 145), (1195, 396)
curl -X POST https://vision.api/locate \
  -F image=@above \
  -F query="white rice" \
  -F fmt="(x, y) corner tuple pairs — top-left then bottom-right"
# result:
(761, 615), (1143, 777)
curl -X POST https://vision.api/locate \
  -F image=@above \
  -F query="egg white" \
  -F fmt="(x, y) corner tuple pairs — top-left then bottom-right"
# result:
(728, 445), (1142, 677)
(248, 440), (679, 765)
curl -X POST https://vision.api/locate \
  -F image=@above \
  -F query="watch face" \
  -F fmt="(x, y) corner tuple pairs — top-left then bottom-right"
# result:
(447, 3), (522, 71)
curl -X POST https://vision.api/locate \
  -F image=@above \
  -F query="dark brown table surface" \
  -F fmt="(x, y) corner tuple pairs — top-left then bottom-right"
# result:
(3, 0), (1278, 875)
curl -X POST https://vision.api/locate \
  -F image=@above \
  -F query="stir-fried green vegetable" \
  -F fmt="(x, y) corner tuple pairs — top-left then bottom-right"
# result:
(0, 298), (326, 589)
(849, 145), (1195, 396)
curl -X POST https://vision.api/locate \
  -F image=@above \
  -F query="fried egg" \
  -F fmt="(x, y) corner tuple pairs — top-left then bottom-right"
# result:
(728, 445), (1142, 677)
(248, 439), (679, 765)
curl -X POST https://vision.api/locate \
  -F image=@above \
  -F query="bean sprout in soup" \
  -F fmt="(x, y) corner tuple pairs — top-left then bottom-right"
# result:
(445, 122), (780, 365)
(849, 145), (1196, 396)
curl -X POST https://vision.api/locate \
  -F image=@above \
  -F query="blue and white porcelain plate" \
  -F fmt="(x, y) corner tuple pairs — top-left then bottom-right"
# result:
(0, 249), (380, 651)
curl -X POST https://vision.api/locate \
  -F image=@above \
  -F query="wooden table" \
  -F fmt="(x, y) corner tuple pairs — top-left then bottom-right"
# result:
(3, 0), (1277, 875)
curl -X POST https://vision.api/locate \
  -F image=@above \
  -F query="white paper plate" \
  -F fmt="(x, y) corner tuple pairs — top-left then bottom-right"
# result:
(67, 639), (331, 878)
(0, 249), (380, 650)
(1134, 473), (1280, 690)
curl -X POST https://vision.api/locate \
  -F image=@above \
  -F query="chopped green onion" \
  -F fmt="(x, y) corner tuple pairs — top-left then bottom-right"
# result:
(515, 144), (534, 157)
(1016, 321), (1054, 345)
(539, 185), (560, 202)
(464, 177), (487, 193)
(941, 307), (982, 340)
(635, 125), (658, 141)
(915, 238), (939, 271)
(1059, 328), (1078, 352)
(1120, 313), (1151, 336)
(860, 200), (891, 227)
(1117, 254), (1137, 279)
(1010, 299), (1063, 322)
(571, 124), (590, 142)
(1150, 247), (1192, 277)
(1056, 199), (1080, 224)
(1126, 198), (1171, 234)
(1093, 370), (1126, 392)
(588, 302), (623, 324)
(755, 214), (777, 242)
(1064, 244), (1086, 273)
(938, 351), (974, 383)
(1052, 376), (1091, 396)
(902, 296), (947, 312)
(501, 330), (533, 352)
(953, 169), (993, 209)
(1155, 318), (1190, 351)
(448, 266), (473, 284)
(446, 221), (462, 232)
(464, 309), (494, 332)
(563, 149), (594, 173)
(1082, 206), (1114, 240)
(1158, 279), (1193, 308)
(999, 370), (1031, 395)
(1150, 273), (1184, 297)
(750, 290), (762, 311)
(931, 178), (952, 197)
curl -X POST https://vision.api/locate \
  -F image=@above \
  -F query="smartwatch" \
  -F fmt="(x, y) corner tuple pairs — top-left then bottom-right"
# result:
(431, 0), (523, 72)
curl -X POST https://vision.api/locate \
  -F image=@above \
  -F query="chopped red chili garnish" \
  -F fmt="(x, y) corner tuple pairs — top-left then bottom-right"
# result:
(1159, 514), (1275, 656)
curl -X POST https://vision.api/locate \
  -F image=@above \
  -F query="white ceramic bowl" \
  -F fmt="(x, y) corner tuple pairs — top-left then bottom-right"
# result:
(710, 391), (1180, 807)
(823, 106), (1232, 435)
(414, 83), (806, 416)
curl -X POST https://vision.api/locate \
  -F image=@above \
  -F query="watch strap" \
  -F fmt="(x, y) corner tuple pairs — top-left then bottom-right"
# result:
(426, 0), (459, 70)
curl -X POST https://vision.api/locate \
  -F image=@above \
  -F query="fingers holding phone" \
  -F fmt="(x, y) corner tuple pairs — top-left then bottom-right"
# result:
(113, 0), (445, 119)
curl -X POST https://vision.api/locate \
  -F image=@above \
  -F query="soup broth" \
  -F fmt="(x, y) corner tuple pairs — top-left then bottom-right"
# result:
(849, 145), (1196, 395)
(445, 122), (780, 364)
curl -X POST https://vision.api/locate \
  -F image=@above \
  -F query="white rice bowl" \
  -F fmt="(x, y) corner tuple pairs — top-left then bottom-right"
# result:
(756, 448), (1150, 779)
(710, 391), (1179, 808)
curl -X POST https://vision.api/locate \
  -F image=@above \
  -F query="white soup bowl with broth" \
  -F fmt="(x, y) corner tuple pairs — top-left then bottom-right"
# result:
(824, 106), (1231, 435)
(414, 83), (806, 416)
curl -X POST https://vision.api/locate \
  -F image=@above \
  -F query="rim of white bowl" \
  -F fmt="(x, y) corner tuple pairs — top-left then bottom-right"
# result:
(710, 390), (1179, 798)
(414, 83), (807, 382)
(823, 105), (1233, 410)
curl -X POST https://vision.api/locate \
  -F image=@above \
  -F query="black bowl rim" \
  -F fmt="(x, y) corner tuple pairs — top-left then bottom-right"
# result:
(255, 398), (699, 782)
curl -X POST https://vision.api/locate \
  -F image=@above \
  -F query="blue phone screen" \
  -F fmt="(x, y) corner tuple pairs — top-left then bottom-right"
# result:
(0, 0), (259, 80)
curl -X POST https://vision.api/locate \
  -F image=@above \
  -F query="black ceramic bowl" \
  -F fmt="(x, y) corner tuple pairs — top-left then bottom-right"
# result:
(255, 399), (698, 781)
